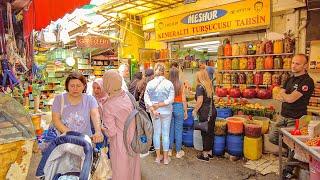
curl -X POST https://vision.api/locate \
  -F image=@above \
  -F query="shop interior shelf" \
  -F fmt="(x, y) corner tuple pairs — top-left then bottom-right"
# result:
(216, 69), (291, 72)
(218, 53), (294, 59)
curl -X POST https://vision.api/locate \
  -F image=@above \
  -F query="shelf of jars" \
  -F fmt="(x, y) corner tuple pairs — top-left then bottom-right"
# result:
(216, 71), (290, 88)
(216, 69), (291, 73)
(217, 53), (294, 59)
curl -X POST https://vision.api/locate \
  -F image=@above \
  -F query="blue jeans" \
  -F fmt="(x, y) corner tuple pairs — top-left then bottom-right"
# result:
(169, 103), (184, 152)
(152, 113), (172, 151)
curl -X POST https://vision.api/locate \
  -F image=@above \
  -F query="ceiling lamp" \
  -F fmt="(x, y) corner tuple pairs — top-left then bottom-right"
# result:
(184, 41), (220, 48)
(66, 57), (76, 67)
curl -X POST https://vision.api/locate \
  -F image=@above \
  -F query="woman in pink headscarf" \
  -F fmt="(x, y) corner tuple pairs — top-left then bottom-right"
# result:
(92, 78), (108, 115)
(92, 78), (109, 149)
(102, 70), (141, 180)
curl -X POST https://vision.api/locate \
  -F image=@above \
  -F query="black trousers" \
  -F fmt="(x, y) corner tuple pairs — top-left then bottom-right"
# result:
(199, 107), (217, 151)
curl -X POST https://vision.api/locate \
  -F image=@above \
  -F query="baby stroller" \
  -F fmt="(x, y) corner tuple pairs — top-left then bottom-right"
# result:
(36, 131), (94, 180)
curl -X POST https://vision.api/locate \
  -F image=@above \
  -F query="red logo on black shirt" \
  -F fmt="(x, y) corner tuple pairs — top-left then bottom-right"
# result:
(302, 85), (308, 92)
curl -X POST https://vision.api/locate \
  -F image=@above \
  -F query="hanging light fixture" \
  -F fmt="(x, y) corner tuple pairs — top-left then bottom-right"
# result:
(66, 56), (76, 67)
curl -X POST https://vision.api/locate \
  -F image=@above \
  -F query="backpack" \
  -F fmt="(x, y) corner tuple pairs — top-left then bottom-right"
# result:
(123, 92), (153, 156)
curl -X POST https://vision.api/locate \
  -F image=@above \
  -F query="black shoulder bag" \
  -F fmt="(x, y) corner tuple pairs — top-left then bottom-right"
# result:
(194, 92), (213, 133)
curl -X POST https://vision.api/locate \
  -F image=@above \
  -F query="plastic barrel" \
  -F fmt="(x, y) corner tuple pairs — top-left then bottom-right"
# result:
(182, 128), (193, 147)
(217, 108), (232, 118)
(213, 135), (226, 156)
(193, 130), (203, 151)
(243, 136), (262, 160)
(226, 134), (244, 157)
(184, 108), (194, 127)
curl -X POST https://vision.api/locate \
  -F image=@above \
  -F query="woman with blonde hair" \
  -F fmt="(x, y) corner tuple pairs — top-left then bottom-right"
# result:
(193, 70), (217, 162)
(102, 70), (141, 179)
(144, 63), (175, 165)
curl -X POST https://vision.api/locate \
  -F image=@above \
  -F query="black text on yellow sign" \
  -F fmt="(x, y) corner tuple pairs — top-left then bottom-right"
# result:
(155, 0), (270, 41)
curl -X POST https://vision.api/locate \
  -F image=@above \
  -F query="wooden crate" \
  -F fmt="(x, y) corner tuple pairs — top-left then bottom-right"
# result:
(0, 140), (25, 179)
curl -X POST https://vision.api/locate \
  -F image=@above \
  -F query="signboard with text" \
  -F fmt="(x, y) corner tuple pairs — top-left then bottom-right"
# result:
(155, 0), (270, 41)
(76, 36), (111, 48)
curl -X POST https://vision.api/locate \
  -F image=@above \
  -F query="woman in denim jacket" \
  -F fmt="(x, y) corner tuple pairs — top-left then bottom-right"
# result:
(144, 63), (175, 165)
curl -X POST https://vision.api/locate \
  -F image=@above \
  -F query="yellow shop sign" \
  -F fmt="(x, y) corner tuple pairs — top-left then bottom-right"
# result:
(155, 0), (270, 41)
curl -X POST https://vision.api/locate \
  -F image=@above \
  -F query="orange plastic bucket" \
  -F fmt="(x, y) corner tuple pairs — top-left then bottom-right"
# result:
(226, 117), (245, 134)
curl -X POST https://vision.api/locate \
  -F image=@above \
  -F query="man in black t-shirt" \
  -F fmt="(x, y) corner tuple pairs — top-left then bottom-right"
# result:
(269, 54), (315, 145)
(269, 54), (314, 178)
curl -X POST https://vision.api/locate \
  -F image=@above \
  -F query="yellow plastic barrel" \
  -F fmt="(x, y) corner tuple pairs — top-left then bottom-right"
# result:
(244, 136), (262, 160)
(252, 116), (270, 134)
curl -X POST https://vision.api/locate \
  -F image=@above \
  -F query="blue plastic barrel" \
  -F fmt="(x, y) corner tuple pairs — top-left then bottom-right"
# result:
(217, 108), (232, 118)
(184, 108), (194, 127)
(182, 128), (193, 147)
(226, 134), (243, 157)
(213, 135), (226, 156)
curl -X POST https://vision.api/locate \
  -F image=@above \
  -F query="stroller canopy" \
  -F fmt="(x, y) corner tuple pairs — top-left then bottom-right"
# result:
(36, 131), (93, 180)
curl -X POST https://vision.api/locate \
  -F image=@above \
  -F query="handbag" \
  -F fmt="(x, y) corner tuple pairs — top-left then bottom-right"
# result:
(194, 90), (213, 133)
(194, 121), (209, 132)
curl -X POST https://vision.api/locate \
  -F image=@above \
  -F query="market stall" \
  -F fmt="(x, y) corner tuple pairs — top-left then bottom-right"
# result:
(279, 118), (320, 180)
(0, 0), (319, 178)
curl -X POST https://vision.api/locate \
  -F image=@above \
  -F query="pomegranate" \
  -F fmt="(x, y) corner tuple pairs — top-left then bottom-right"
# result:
(242, 88), (257, 99)
(229, 88), (241, 98)
(216, 87), (228, 97)
(256, 88), (272, 99)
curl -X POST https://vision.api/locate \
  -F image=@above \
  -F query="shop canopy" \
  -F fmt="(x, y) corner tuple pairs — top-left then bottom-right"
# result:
(23, 0), (90, 37)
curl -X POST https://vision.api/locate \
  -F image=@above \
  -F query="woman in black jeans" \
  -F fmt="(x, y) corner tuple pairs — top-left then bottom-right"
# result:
(192, 70), (217, 161)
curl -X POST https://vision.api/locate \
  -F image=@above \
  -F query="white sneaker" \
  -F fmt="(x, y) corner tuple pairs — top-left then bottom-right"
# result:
(168, 150), (172, 157)
(140, 151), (150, 158)
(176, 150), (185, 158)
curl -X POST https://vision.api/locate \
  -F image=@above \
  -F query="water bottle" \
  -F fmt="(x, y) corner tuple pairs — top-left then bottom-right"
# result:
(140, 135), (147, 144)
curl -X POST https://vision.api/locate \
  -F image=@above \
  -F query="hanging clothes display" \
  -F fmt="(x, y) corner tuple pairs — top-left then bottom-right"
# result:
(0, 8), (19, 90)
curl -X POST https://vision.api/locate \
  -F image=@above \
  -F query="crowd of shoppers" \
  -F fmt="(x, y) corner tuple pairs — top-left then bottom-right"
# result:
(49, 61), (217, 179)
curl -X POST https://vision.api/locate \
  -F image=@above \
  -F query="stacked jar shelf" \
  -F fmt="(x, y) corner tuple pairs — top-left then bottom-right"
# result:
(215, 38), (295, 100)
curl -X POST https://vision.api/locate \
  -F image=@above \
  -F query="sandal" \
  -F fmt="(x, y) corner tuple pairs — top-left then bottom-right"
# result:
(163, 158), (171, 165)
(154, 155), (163, 163)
